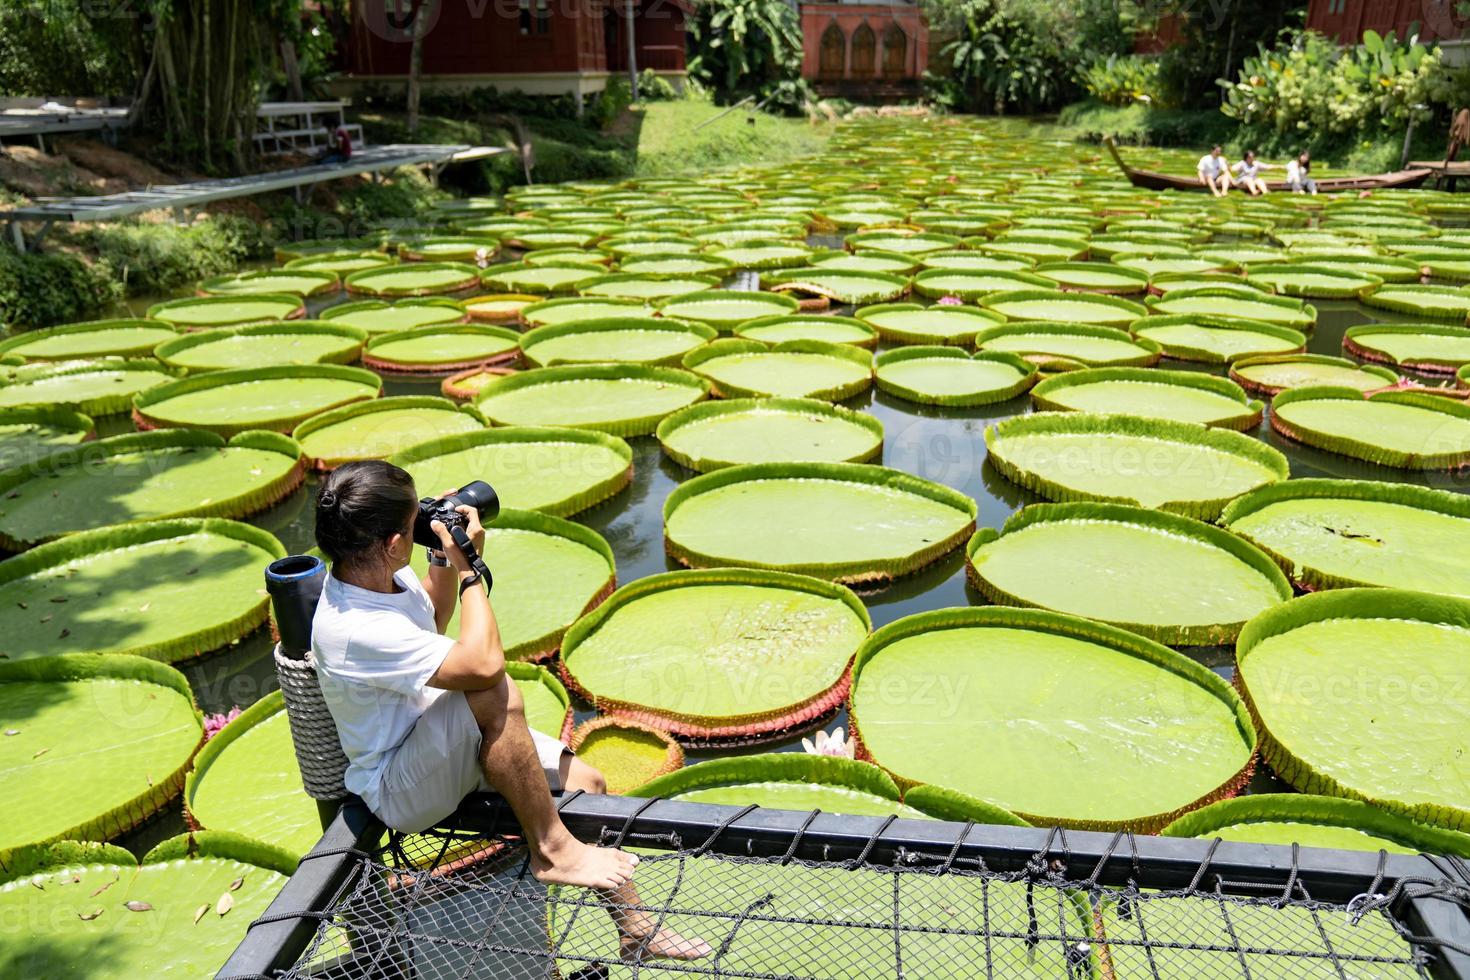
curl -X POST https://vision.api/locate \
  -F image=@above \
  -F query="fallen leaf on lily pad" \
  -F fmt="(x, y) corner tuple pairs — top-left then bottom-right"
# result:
(229, 876), (244, 891)
(124, 901), (153, 912)
(215, 892), (233, 917)
(78, 909), (102, 921)
(193, 903), (209, 925)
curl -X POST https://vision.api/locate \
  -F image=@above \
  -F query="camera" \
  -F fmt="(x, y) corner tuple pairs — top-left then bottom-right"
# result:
(412, 480), (499, 548)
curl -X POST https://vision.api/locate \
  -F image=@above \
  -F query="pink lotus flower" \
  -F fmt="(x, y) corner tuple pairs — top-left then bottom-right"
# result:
(936, 295), (963, 306)
(203, 707), (242, 741)
(802, 726), (855, 758)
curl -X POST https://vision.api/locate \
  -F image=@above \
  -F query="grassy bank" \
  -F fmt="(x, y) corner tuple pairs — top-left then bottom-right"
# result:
(632, 99), (833, 176)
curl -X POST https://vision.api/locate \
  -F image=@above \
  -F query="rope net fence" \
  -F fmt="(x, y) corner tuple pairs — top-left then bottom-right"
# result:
(251, 810), (1461, 980)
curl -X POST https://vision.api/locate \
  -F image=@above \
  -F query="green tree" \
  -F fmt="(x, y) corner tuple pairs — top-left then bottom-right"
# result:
(687, 0), (804, 101)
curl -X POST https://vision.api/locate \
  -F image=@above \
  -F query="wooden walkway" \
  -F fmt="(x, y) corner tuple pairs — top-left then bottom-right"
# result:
(1408, 160), (1470, 191)
(2, 144), (506, 250)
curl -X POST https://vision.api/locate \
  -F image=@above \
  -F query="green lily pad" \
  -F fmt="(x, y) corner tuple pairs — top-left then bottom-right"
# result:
(0, 655), (201, 855)
(979, 289), (1147, 326)
(809, 249), (919, 276)
(481, 261), (603, 295)
(1271, 387), (1470, 469)
(1301, 253), (1423, 283)
(1343, 323), (1470, 373)
(986, 412), (1289, 520)
(619, 252), (732, 277)
(1145, 287), (1317, 329)
(392, 427), (631, 516)
(343, 261), (482, 297)
(919, 251), (1036, 273)
(1147, 272), (1256, 294)
(1236, 589), (1470, 831)
(733, 314), (878, 348)
(682, 339), (872, 400)
(846, 230), (960, 254)
(1229, 353), (1398, 396)
(559, 568), (869, 740)
(1114, 255), (1223, 278)
(655, 289), (800, 330)
(1131, 314), (1306, 364)
(967, 502), (1289, 645)
(1161, 794), (1470, 856)
(1244, 264), (1383, 299)
(984, 237), (1091, 262)
(576, 273), (719, 301)
(0, 429), (302, 549)
(0, 360), (176, 415)
(664, 461), (975, 583)
(1031, 367), (1262, 429)
(198, 269), (338, 298)
(396, 236), (499, 262)
(1222, 478), (1470, 596)
(874, 347), (1036, 406)
(0, 517), (284, 662)
(568, 718), (682, 793)
(459, 293), (540, 323)
(146, 294), (305, 328)
(1032, 262), (1148, 294)
(134, 365), (381, 436)
(293, 396), (485, 469)
(474, 364), (708, 436)
(974, 322), (1161, 369)
(702, 240), (812, 270)
(520, 316), (715, 367)
(657, 397), (883, 472)
(909, 269), (1050, 301)
(0, 319), (177, 361)
(317, 298), (464, 334)
(854, 302), (1002, 347)
(1361, 284), (1470, 321)
(153, 321), (367, 372)
(284, 250), (395, 275)
(509, 661), (574, 736)
(850, 606), (1255, 830)
(517, 296), (654, 327)
(762, 268), (910, 305)
(0, 406), (94, 469)
(361, 324), (519, 374)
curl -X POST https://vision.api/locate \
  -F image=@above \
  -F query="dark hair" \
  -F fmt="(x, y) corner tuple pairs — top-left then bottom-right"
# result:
(1212, 144), (1222, 153)
(1244, 149), (1256, 158)
(314, 460), (417, 567)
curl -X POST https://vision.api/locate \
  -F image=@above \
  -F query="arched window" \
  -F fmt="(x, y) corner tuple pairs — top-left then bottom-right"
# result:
(819, 22), (846, 79)
(882, 23), (907, 77)
(851, 22), (876, 76)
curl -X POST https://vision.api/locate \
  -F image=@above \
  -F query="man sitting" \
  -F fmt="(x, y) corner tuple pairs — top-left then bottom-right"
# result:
(316, 120), (353, 165)
(1197, 145), (1230, 197)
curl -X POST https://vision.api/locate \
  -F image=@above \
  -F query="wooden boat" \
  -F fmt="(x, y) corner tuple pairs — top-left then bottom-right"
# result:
(1103, 137), (1432, 193)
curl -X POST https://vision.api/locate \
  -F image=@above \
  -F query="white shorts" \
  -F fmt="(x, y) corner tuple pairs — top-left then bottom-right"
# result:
(372, 690), (570, 833)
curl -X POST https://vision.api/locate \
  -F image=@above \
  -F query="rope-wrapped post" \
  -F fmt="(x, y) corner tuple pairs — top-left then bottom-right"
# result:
(266, 555), (351, 828)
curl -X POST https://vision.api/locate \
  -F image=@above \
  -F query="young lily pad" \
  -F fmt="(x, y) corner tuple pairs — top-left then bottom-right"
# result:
(986, 412), (1289, 520)
(317, 298), (464, 334)
(481, 261), (603, 295)
(974, 322), (1161, 369)
(664, 461), (976, 584)
(293, 396), (485, 469)
(1244, 264), (1383, 299)
(967, 502), (1289, 646)
(682, 339), (873, 401)
(559, 568), (869, 741)
(133, 365), (381, 436)
(474, 364), (708, 436)
(568, 717), (683, 794)
(1236, 589), (1470, 831)
(392, 427), (632, 516)
(198, 269), (338, 298)
(0, 517), (284, 662)
(0, 405), (94, 469)
(1222, 478), (1470, 597)
(655, 289), (801, 330)
(517, 296), (653, 327)
(1229, 353), (1398, 396)
(0, 429), (303, 549)
(733, 314), (878, 348)
(1032, 262), (1148, 295)
(1161, 794), (1470, 856)
(850, 606), (1255, 830)
(153, 321), (367, 372)
(1343, 323), (1470, 374)
(762, 268), (910, 305)
(0, 319), (177, 361)
(576, 273), (719, 301)
(520, 316), (715, 367)
(343, 261), (481, 297)
(0, 360), (176, 415)
(361, 324), (520, 375)
(1031, 367), (1263, 429)
(459, 293), (540, 323)
(1130, 314), (1306, 364)
(146, 294), (305, 328)
(1361, 283), (1470, 322)
(1145, 287), (1317, 329)
(657, 397), (883, 472)
(874, 347), (1036, 407)
(910, 269), (1050, 301)
(508, 661), (574, 736)
(0, 655), (202, 855)
(854, 302), (1002, 347)
(1271, 386), (1470, 469)
(979, 289), (1147, 327)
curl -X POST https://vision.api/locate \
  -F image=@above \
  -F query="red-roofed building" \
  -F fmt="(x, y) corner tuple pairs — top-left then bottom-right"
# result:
(800, 0), (929, 101)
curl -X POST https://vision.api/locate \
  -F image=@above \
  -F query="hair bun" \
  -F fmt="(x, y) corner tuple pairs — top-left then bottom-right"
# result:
(318, 489), (338, 508)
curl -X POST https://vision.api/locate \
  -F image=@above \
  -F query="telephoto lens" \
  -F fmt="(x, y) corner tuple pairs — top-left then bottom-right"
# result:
(413, 480), (500, 547)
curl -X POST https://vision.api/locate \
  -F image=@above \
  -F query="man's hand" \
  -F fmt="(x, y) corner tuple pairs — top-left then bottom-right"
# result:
(429, 487), (486, 574)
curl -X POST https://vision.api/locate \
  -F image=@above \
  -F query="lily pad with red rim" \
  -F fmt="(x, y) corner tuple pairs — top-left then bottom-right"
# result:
(361, 324), (520, 375)
(1229, 353), (1398, 396)
(343, 261), (482, 297)
(317, 298), (464, 334)
(1343, 323), (1470, 374)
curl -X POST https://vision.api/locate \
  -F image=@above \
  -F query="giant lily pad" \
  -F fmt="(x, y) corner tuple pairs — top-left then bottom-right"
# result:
(654, 289), (800, 330)
(284, 250), (394, 276)
(619, 252), (732, 277)
(0, 360), (176, 415)
(1161, 794), (1470, 856)
(133, 365), (381, 436)
(979, 289), (1147, 327)
(1031, 367), (1262, 429)
(1222, 478), (1470, 596)
(509, 661), (574, 737)
(1271, 386), (1470, 469)
(146, 294), (305, 328)
(854, 302), (1002, 347)
(517, 296), (653, 327)
(849, 606), (1255, 830)
(481, 261), (603, 295)
(0, 655), (201, 854)
(396, 235), (499, 263)
(520, 316), (715, 367)
(763, 268), (910, 305)
(664, 462), (975, 583)
(392, 427), (632, 516)
(967, 502), (1289, 645)
(576, 273), (719, 301)
(909, 269), (1050, 301)
(1145, 287), (1317, 329)
(0, 429), (303, 549)
(1130, 314), (1306, 364)
(567, 717), (682, 793)
(874, 347), (1036, 407)
(1244, 264), (1382, 299)
(682, 339), (872, 400)
(0, 319), (177, 361)
(153, 321), (367, 372)
(361, 324), (520, 375)
(474, 364), (708, 436)
(459, 293), (539, 324)
(1236, 589), (1470, 831)
(974, 322), (1161, 369)
(1032, 262), (1148, 294)
(1229, 354), (1398, 397)
(986, 412), (1289, 520)
(0, 405), (93, 469)
(1360, 283), (1470, 321)
(559, 568), (869, 740)
(199, 269), (338, 298)
(292, 396), (485, 469)
(732, 314), (878, 348)
(657, 397), (882, 472)
(343, 261), (481, 297)
(0, 833), (291, 977)
(1343, 323), (1470, 374)
(702, 240), (812, 270)
(317, 298), (464, 334)
(0, 517), (283, 662)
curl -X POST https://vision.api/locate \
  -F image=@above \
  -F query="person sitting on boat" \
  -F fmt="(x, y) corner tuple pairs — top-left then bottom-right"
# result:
(1286, 151), (1317, 195)
(1232, 150), (1272, 196)
(1197, 145), (1230, 196)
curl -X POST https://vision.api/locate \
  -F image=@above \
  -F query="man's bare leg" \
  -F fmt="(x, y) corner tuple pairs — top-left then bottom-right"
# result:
(465, 682), (636, 890)
(557, 757), (713, 962)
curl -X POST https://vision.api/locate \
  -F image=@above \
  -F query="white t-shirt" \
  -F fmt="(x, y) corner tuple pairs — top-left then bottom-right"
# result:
(312, 567), (455, 811)
(1198, 154), (1226, 178)
(1232, 159), (1259, 179)
(1287, 159), (1307, 182)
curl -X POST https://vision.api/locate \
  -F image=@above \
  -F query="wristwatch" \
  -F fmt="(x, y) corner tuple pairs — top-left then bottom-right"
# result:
(426, 547), (449, 567)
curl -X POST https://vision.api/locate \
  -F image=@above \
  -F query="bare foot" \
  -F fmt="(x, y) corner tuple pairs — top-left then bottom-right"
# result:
(621, 930), (714, 962)
(531, 836), (638, 890)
